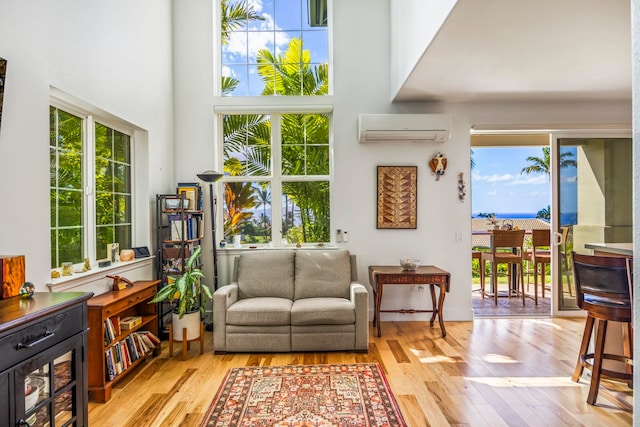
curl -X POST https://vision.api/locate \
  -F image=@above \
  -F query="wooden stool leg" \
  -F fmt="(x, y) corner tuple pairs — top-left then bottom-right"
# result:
(493, 262), (498, 305)
(587, 319), (608, 405)
(169, 323), (174, 357)
(572, 316), (595, 382)
(200, 322), (204, 355)
(182, 327), (188, 360)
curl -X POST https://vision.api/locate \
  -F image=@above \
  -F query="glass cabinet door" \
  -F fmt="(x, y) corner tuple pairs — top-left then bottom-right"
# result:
(16, 340), (82, 427)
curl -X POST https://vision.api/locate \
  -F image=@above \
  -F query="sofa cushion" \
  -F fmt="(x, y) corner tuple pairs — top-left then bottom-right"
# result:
(237, 250), (295, 300)
(294, 250), (351, 300)
(227, 297), (292, 326)
(291, 297), (355, 325)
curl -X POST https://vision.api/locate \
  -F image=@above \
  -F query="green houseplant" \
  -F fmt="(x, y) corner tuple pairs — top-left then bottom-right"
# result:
(150, 247), (212, 340)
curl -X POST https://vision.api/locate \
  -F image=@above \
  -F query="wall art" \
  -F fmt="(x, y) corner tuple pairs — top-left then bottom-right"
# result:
(376, 165), (417, 229)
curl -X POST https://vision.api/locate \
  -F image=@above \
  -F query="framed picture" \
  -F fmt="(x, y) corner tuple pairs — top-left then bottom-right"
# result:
(376, 166), (417, 229)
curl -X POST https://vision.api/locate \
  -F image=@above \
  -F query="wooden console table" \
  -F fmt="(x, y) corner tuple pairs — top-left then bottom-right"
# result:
(368, 265), (451, 338)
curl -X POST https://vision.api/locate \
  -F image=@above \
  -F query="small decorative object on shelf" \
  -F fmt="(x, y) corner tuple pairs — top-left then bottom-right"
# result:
(107, 275), (134, 291)
(98, 259), (112, 268)
(19, 281), (35, 298)
(62, 262), (73, 276)
(120, 249), (134, 262)
(107, 243), (120, 263)
(83, 257), (92, 271)
(51, 269), (61, 279)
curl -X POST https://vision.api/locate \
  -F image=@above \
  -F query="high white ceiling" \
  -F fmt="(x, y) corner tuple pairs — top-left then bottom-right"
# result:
(393, 0), (632, 103)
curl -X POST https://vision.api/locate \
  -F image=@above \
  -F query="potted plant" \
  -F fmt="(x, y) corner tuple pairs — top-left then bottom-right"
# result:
(150, 246), (212, 341)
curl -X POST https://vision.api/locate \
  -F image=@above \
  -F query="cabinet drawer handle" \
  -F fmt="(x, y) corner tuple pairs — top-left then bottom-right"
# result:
(16, 331), (55, 350)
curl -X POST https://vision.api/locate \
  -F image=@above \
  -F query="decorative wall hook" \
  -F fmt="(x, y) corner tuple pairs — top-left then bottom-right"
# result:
(458, 172), (466, 201)
(429, 152), (447, 181)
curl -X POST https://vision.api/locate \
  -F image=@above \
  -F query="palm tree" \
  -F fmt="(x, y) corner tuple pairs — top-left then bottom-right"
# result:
(520, 147), (577, 178)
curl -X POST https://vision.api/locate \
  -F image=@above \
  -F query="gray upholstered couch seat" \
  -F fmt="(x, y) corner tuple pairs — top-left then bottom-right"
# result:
(213, 249), (368, 353)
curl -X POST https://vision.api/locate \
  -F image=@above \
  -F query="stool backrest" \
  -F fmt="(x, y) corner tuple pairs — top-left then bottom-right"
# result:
(572, 252), (631, 314)
(490, 229), (525, 255)
(531, 229), (550, 249)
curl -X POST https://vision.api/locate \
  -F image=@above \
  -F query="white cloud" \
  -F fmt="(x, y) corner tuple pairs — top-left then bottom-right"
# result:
(473, 173), (514, 183)
(509, 174), (548, 185)
(487, 191), (497, 196)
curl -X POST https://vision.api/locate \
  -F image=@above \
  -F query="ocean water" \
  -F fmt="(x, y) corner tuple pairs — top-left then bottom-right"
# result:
(472, 212), (577, 225)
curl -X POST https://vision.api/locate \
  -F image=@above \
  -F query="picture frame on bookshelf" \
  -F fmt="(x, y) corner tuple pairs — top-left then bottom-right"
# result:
(164, 198), (188, 210)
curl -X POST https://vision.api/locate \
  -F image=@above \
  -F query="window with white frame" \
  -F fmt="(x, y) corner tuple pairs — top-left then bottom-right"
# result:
(218, 0), (331, 245)
(50, 105), (133, 268)
(221, 112), (330, 245)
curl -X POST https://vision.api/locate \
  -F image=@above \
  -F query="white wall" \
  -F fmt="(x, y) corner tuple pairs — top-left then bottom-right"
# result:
(389, 0), (458, 99)
(0, 0), (175, 291)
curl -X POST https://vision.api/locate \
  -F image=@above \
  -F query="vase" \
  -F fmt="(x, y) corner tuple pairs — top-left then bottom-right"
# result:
(171, 310), (201, 341)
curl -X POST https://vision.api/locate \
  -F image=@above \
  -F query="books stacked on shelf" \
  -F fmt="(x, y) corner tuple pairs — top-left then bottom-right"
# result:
(168, 213), (202, 241)
(104, 331), (161, 381)
(104, 316), (121, 346)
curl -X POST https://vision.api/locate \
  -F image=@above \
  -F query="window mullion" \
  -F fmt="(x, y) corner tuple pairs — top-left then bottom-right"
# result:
(85, 115), (97, 262)
(271, 114), (283, 242)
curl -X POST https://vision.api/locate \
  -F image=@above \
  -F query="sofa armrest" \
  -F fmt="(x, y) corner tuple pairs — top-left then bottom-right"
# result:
(213, 283), (239, 353)
(350, 282), (369, 351)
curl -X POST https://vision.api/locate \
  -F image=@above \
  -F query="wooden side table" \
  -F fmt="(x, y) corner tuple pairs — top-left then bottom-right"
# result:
(368, 265), (451, 337)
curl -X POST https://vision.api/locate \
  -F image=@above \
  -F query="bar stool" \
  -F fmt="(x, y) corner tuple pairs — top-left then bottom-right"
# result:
(571, 252), (633, 405)
(480, 229), (526, 305)
(524, 229), (551, 305)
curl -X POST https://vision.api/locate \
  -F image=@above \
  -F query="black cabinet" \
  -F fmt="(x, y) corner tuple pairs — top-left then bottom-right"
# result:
(0, 292), (92, 427)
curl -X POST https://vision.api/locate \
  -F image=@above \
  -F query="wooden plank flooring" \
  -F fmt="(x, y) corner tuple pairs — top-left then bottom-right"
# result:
(88, 319), (633, 426)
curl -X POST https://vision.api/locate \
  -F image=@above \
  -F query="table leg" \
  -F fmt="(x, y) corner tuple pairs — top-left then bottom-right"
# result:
(376, 282), (383, 337)
(429, 284), (437, 326)
(437, 284), (447, 337)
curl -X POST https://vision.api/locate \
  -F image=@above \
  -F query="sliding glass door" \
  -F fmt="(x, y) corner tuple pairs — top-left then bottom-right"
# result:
(552, 134), (632, 313)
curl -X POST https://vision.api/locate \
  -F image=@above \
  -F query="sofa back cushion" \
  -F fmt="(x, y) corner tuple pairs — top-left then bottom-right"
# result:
(294, 250), (351, 300)
(237, 250), (295, 300)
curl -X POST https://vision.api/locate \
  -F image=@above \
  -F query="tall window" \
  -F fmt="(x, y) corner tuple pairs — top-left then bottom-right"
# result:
(50, 106), (132, 268)
(222, 113), (330, 245)
(220, 0), (329, 96)
(218, 0), (332, 245)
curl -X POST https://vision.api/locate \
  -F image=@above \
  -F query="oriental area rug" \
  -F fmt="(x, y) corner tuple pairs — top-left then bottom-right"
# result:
(200, 363), (407, 427)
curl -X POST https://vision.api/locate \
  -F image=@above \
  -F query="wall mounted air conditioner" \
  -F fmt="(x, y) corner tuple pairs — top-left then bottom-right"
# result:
(358, 114), (451, 143)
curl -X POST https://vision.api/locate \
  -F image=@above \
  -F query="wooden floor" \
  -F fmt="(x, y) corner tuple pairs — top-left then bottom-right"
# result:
(88, 319), (633, 426)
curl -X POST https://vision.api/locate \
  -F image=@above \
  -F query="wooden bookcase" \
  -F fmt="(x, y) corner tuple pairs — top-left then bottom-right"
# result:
(87, 280), (161, 402)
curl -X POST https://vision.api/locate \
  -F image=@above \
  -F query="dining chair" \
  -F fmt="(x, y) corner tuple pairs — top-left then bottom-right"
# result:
(524, 229), (551, 305)
(480, 229), (526, 305)
(571, 252), (633, 405)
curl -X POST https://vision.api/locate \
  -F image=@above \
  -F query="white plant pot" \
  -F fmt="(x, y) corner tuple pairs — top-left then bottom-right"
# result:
(171, 310), (201, 341)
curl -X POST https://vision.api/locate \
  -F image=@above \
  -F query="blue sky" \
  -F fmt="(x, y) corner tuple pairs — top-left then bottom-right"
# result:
(471, 147), (551, 215)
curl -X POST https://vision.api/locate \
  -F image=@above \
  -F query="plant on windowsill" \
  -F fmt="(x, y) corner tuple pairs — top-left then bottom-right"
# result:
(149, 246), (212, 340)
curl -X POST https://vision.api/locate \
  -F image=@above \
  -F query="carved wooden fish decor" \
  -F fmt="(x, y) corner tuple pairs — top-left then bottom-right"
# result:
(429, 152), (447, 180)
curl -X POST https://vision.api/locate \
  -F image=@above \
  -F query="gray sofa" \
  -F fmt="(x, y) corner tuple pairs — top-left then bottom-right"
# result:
(213, 249), (369, 353)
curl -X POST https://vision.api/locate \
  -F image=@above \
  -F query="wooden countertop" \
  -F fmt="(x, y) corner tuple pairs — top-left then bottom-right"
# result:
(584, 242), (633, 257)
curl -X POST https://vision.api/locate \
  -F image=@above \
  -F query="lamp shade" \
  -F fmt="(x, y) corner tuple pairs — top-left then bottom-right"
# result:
(197, 170), (223, 182)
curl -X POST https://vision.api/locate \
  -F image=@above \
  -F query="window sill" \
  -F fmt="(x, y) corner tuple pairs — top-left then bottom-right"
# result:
(218, 244), (337, 254)
(47, 257), (154, 292)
